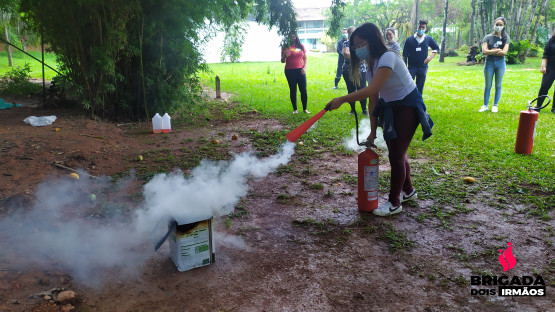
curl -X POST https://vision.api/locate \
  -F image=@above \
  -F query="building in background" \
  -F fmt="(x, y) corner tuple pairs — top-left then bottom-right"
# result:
(296, 7), (329, 52)
(201, 3), (330, 63)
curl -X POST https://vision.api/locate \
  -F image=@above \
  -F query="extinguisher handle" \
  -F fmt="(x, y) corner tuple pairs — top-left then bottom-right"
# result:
(529, 95), (551, 111)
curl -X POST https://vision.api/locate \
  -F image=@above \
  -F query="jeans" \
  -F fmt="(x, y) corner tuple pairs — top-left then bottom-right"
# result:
(342, 70), (367, 113)
(483, 58), (506, 107)
(537, 66), (555, 110)
(408, 66), (427, 95)
(284, 68), (307, 111)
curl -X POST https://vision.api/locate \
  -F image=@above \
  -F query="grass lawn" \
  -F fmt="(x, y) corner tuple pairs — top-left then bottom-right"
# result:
(0, 50), (59, 80)
(200, 52), (554, 220)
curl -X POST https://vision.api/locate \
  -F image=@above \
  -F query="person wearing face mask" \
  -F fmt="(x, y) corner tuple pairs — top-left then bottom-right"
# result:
(402, 20), (439, 95)
(385, 28), (400, 54)
(342, 26), (368, 115)
(281, 33), (309, 114)
(479, 17), (510, 113)
(334, 28), (348, 89)
(325, 23), (434, 217)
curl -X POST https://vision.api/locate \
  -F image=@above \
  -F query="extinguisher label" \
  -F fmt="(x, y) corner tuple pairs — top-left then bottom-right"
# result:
(533, 121), (537, 139)
(364, 166), (379, 192)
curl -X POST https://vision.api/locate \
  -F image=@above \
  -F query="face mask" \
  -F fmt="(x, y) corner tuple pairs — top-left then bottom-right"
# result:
(355, 47), (369, 60)
(342, 34), (348, 39)
(417, 29), (425, 36)
(494, 26), (503, 33)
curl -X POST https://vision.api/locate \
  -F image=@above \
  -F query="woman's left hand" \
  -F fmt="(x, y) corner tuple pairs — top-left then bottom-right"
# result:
(301, 68), (306, 75)
(325, 97), (344, 111)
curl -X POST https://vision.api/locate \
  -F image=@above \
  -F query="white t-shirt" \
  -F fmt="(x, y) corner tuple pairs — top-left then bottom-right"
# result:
(366, 51), (416, 102)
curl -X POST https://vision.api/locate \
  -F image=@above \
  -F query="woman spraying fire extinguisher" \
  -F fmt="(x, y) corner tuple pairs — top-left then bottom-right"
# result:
(325, 23), (434, 217)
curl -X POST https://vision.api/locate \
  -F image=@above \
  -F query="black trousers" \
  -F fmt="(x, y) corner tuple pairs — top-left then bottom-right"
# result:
(343, 70), (367, 113)
(284, 68), (307, 111)
(335, 57), (343, 86)
(537, 66), (555, 110)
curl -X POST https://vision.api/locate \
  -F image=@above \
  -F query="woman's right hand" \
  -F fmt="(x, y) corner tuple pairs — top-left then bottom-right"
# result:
(540, 67), (546, 74)
(325, 97), (345, 111)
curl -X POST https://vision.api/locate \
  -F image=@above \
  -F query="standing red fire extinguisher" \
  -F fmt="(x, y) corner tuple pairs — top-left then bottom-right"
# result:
(515, 95), (551, 155)
(353, 112), (379, 212)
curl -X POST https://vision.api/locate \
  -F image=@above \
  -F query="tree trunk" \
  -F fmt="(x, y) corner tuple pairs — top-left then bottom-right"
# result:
(492, 0), (498, 28)
(439, 0), (449, 63)
(411, 0), (420, 34)
(469, 0), (476, 46)
(4, 26), (12, 67)
(521, 0), (539, 41)
(479, 1), (486, 39)
(515, 0), (528, 41)
(507, 0), (515, 36)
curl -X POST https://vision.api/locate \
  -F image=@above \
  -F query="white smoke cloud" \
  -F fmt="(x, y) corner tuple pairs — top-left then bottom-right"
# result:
(0, 142), (295, 286)
(343, 118), (386, 151)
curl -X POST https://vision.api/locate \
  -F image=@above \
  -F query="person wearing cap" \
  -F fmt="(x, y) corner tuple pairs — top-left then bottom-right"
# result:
(402, 19), (439, 95)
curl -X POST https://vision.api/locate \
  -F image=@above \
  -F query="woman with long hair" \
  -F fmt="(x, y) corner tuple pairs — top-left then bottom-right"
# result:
(385, 28), (401, 54)
(479, 17), (510, 113)
(325, 23), (434, 216)
(281, 33), (309, 114)
(535, 32), (555, 113)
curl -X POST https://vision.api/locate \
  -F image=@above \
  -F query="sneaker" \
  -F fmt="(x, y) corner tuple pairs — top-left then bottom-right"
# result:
(372, 202), (402, 216)
(293, 110), (298, 114)
(478, 105), (488, 112)
(303, 110), (310, 114)
(551, 109), (555, 114)
(333, 85), (338, 89)
(492, 106), (498, 113)
(400, 189), (417, 203)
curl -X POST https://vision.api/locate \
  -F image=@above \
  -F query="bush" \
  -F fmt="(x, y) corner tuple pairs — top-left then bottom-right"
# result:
(507, 40), (532, 64)
(0, 63), (43, 96)
(458, 44), (469, 54)
(445, 49), (459, 57)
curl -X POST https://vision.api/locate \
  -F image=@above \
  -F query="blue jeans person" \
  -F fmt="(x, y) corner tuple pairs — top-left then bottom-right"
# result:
(483, 58), (506, 107)
(408, 66), (428, 95)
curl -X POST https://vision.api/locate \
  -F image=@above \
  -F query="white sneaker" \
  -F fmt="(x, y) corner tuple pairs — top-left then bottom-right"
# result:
(400, 189), (418, 203)
(372, 202), (402, 216)
(492, 106), (498, 113)
(478, 105), (488, 112)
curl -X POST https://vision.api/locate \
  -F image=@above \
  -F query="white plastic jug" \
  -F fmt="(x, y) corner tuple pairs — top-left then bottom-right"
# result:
(162, 113), (171, 133)
(152, 113), (162, 133)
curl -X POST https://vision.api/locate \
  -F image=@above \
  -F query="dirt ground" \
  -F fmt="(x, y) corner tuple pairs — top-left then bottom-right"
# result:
(0, 95), (553, 312)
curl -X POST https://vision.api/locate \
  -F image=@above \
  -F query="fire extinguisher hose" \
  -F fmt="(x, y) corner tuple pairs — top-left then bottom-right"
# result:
(353, 110), (377, 148)
(529, 95), (551, 111)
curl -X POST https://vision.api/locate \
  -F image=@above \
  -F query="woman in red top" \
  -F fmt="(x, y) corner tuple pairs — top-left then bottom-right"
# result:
(281, 34), (309, 114)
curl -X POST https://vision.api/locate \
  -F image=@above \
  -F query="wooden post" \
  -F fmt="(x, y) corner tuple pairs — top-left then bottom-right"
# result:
(215, 75), (221, 99)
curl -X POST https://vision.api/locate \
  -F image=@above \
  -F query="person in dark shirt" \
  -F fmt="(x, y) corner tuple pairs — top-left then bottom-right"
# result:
(402, 19), (439, 95)
(535, 32), (555, 113)
(342, 26), (368, 115)
(334, 28), (348, 89)
(479, 17), (510, 113)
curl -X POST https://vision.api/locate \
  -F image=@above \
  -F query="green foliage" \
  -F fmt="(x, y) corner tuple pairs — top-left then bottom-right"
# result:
(0, 63), (42, 96)
(507, 40), (532, 64)
(17, 0), (301, 121)
(221, 22), (247, 63)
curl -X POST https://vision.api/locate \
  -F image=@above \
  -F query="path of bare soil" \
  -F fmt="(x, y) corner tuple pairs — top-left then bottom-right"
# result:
(0, 96), (553, 312)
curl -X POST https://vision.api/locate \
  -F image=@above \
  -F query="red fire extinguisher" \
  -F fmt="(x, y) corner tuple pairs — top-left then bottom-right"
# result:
(515, 95), (551, 155)
(353, 112), (379, 212)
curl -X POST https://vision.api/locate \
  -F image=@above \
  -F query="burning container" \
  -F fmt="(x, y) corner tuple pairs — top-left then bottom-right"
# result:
(156, 212), (215, 272)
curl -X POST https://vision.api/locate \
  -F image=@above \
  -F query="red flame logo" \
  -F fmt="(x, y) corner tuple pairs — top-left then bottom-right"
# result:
(498, 242), (516, 272)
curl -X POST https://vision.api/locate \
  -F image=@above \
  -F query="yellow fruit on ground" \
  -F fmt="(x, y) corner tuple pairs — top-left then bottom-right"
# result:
(90, 193), (96, 201)
(232, 134), (239, 140)
(69, 173), (79, 180)
(298, 141), (304, 145)
(211, 139), (220, 144)
(463, 177), (475, 183)
(138, 155), (143, 161)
